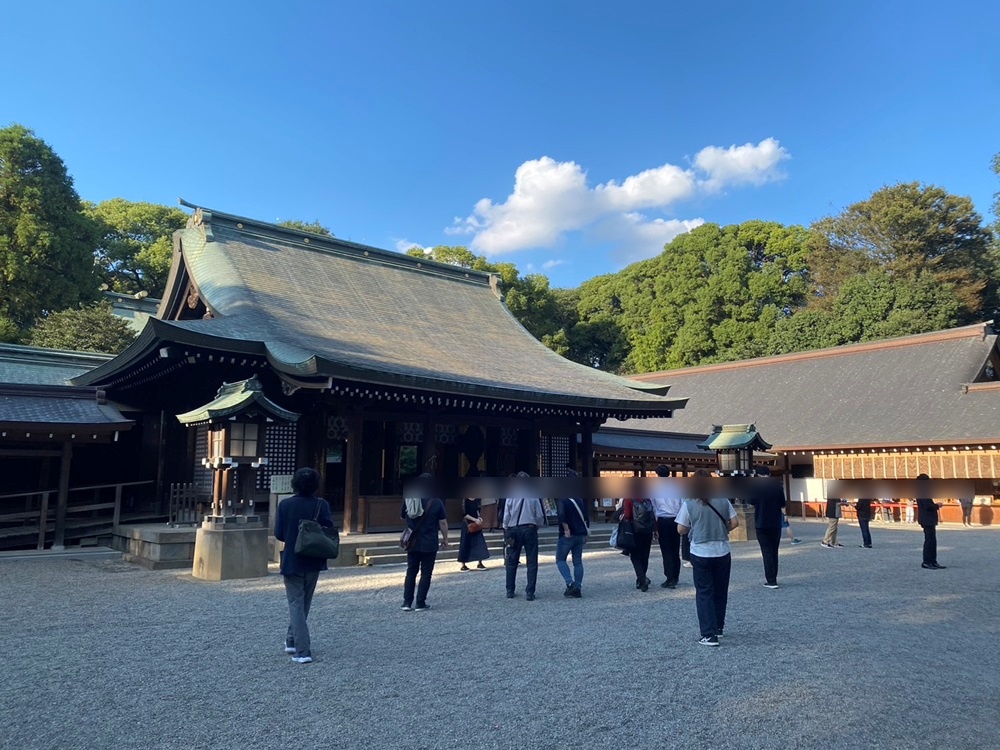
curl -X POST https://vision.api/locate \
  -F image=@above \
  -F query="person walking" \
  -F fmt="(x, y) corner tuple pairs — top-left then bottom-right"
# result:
(400, 477), (450, 611)
(782, 512), (802, 544)
(457, 496), (489, 571)
(856, 498), (874, 548)
(652, 465), (682, 589)
(555, 482), (589, 598)
(274, 467), (334, 664)
(676, 472), (738, 647)
(821, 497), (843, 548)
(747, 466), (784, 589)
(917, 474), (947, 570)
(623, 496), (656, 591)
(503, 472), (546, 600)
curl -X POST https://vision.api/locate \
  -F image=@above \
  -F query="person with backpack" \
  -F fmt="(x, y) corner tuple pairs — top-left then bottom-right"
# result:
(274, 467), (334, 664)
(399, 474), (449, 612)
(676, 470), (739, 647)
(623, 496), (656, 591)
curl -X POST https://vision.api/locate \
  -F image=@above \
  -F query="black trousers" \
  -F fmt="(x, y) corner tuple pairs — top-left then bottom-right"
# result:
(404, 549), (437, 607)
(656, 517), (681, 583)
(629, 531), (654, 583)
(505, 525), (539, 595)
(922, 525), (938, 565)
(756, 527), (781, 585)
(691, 553), (731, 638)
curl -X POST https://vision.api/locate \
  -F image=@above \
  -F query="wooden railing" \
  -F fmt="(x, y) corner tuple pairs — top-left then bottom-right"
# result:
(0, 480), (155, 550)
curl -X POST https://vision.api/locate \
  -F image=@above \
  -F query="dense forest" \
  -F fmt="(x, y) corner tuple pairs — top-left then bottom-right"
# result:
(3, 123), (999, 368)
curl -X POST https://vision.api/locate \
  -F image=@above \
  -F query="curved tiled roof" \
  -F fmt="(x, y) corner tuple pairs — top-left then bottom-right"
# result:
(79, 205), (686, 417)
(620, 324), (1000, 449)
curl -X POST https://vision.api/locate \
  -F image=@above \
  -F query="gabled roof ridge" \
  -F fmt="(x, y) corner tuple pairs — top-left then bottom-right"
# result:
(630, 322), (992, 381)
(0, 343), (113, 368)
(178, 200), (497, 289)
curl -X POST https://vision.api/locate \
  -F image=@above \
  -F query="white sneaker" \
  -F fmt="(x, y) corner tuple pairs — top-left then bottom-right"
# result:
(682, 561), (692, 568)
(698, 635), (720, 647)
(283, 644), (296, 654)
(291, 655), (313, 664)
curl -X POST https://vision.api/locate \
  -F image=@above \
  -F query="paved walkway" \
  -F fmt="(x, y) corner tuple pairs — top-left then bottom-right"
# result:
(2, 520), (999, 750)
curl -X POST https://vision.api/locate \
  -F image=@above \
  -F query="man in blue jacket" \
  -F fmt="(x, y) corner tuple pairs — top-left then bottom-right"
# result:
(274, 467), (334, 664)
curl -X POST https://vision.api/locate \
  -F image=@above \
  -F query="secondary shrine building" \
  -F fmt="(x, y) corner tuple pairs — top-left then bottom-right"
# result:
(72, 203), (686, 533)
(619, 323), (1000, 523)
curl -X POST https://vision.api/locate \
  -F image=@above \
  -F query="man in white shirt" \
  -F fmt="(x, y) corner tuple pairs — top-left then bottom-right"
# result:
(652, 465), (683, 589)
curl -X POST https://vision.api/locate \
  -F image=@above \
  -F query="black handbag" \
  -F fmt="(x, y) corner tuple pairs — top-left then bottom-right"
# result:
(615, 518), (636, 552)
(295, 499), (340, 559)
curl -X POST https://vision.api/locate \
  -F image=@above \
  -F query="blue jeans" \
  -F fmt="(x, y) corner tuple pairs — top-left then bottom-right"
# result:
(690, 552), (731, 638)
(555, 534), (585, 588)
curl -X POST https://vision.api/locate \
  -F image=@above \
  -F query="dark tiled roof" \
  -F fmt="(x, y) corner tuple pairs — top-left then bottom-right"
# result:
(0, 385), (132, 430)
(80, 206), (686, 417)
(591, 429), (711, 458)
(621, 324), (1000, 449)
(0, 344), (111, 386)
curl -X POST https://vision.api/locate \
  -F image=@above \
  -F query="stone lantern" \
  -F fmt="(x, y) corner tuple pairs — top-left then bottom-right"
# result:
(697, 423), (771, 477)
(697, 424), (773, 542)
(177, 375), (299, 580)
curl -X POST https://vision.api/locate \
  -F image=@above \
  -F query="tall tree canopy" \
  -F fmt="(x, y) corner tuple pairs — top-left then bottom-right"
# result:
(575, 221), (809, 372)
(28, 301), (136, 354)
(805, 182), (991, 326)
(278, 219), (333, 236)
(0, 124), (100, 338)
(87, 198), (188, 297)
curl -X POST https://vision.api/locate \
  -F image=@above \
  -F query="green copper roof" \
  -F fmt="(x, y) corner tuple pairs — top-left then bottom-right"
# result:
(697, 424), (773, 451)
(175, 375), (300, 425)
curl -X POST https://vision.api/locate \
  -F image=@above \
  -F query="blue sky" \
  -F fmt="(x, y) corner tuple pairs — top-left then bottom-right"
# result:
(3, 0), (998, 288)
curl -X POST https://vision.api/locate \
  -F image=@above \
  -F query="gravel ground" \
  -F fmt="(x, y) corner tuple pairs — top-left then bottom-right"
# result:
(2, 520), (999, 750)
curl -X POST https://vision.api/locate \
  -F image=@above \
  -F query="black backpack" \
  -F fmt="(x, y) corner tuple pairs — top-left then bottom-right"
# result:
(631, 499), (655, 534)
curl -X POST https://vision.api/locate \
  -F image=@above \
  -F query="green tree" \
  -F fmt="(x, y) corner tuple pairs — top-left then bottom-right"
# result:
(575, 222), (809, 372)
(28, 301), (137, 354)
(0, 124), (100, 337)
(87, 198), (188, 297)
(806, 182), (991, 321)
(278, 219), (333, 236)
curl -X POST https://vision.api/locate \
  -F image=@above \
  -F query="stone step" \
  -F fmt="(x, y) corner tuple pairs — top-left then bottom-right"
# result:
(356, 529), (615, 566)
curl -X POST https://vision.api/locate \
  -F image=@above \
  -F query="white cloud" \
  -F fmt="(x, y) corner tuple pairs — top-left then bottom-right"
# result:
(449, 138), (789, 259)
(693, 137), (790, 192)
(542, 259), (567, 270)
(395, 239), (425, 253)
(596, 214), (706, 265)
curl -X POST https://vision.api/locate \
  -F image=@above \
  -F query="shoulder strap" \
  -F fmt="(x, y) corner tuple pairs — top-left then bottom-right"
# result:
(569, 498), (588, 526)
(313, 499), (322, 521)
(703, 500), (731, 531)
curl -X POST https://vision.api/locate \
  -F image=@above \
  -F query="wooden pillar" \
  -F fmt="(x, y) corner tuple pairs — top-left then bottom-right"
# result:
(52, 442), (72, 550)
(37, 491), (50, 550)
(344, 409), (363, 534)
(581, 423), (594, 477)
(422, 411), (437, 474)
